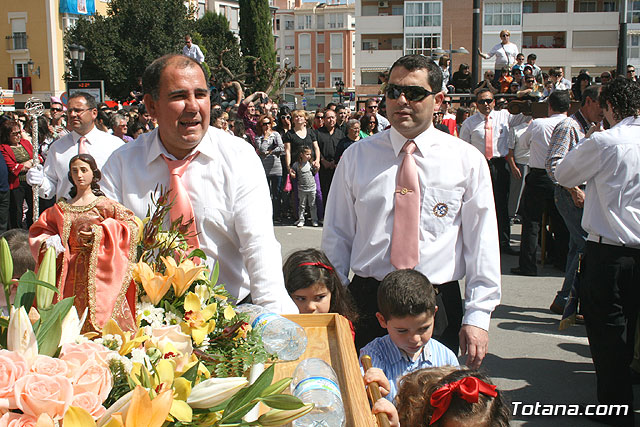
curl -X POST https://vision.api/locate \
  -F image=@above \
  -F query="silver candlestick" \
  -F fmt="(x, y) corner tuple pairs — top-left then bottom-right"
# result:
(24, 97), (45, 222)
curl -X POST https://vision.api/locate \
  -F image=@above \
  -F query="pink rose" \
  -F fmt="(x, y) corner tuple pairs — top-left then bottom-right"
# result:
(147, 325), (193, 371)
(0, 413), (38, 427)
(72, 360), (112, 403)
(30, 355), (68, 378)
(71, 392), (107, 419)
(13, 373), (73, 420)
(59, 342), (113, 377)
(0, 351), (29, 410)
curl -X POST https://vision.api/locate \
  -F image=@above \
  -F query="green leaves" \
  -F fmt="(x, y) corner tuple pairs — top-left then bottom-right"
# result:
(13, 271), (59, 310)
(34, 297), (74, 357)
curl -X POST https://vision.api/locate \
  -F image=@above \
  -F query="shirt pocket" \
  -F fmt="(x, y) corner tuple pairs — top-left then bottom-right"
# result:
(420, 186), (464, 236)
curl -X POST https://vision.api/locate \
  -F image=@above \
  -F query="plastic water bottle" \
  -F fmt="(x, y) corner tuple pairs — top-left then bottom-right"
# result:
(291, 358), (346, 427)
(236, 304), (307, 361)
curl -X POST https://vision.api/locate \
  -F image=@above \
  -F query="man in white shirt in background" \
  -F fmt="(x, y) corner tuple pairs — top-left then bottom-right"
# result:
(510, 90), (570, 276)
(26, 92), (124, 200)
(322, 54), (501, 368)
(101, 54), (296, 314)
(365, 98), (390, 132)
(182, 34), (204, 64)
(555, 76), (640, 427)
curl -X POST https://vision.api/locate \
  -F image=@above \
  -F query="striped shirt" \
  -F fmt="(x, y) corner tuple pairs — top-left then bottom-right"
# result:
(545, 109), (591, 184)
(361, 335), (459, 402)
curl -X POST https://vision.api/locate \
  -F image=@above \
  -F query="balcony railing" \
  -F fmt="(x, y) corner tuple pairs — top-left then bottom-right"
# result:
(6, 33), (27, 50)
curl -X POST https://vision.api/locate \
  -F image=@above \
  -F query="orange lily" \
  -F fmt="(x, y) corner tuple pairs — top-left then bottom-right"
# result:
(161, 257), (206, 297)
(133, 261), (172, 305)
(126, 385), (173, 427)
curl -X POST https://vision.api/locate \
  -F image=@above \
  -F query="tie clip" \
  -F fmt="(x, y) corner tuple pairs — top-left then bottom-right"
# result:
(396, 187), (413, 195)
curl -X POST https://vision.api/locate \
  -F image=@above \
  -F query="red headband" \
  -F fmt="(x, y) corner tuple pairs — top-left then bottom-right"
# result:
(298, 262), (333, 271)
(429, 376), (498, 425)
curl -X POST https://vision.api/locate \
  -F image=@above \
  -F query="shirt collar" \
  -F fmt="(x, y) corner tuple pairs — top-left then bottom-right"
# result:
(613, 115), (640, 128)
(145, 126), (216, 166)
(389, 125), (438, 157)
(71, 126), (99, 144)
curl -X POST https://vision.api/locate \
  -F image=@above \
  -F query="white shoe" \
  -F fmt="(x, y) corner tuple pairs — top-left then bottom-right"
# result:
(296, 221), (304, 227)
(312, 222), (319, 227)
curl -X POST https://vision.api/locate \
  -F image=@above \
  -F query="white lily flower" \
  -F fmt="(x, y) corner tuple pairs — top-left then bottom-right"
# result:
(187, 377), (249, 409)
(7, 306), (38, 363)
(59, 307), (87, 346)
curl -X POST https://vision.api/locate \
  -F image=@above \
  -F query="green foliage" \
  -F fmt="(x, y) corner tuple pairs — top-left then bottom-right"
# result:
(239, 0), (277, 91)
(195, 12), (244, 83)
(66, 0), (194, 100)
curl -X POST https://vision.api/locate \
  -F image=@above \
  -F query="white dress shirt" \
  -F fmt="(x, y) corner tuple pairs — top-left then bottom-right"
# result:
(555, 116), (640, 246)
(182, 43), (205, 64)
(460, 110), (530, 158)
(376, 113), (390, 133)
(508, 122), (531, 165)
(321, 126), (501, 331)
(100, 127), (298, 314)
(39, 127), (124, 200)
(519, 113), (567, 169)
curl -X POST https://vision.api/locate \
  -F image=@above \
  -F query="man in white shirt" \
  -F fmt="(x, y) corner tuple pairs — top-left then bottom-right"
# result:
(182, 35), (204, 64)
(555, 76), (640, 427)
(26, 92), (124, 200)
(101, 54), (296, 314)
(322, 54), (501, 368)
(510, 90), (570, 276)
(459, 89), (530, 255)
(365, 98), (390, 132)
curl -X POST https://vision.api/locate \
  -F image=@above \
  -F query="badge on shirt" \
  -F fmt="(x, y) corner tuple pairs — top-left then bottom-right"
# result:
(433, 202), (449, 218)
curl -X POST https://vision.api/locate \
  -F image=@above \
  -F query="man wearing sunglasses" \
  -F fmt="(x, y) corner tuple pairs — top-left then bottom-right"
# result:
(49, 97), (68, 140)
(323, 54), (501, 369)
(365, 98), (390, 132)
(460, 88), (531, 257)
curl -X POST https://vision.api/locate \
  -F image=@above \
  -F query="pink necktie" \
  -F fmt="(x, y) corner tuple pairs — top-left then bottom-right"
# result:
(78, 136), (89, 154)
(484, 116), (493, 160)
(161, 153), (200, 250)
(390, 140), (420, 270)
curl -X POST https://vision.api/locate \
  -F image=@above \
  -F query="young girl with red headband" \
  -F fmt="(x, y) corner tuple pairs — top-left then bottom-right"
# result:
(283, 248), (359, 329)
(369, 367), (510, 426)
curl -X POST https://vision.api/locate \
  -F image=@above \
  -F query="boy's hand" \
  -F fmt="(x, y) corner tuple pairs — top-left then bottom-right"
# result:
(289, 169), (296, 178)
(363, 367), (391, 397)
(372, 398), (399, 427)
(459, 324), (488, 369)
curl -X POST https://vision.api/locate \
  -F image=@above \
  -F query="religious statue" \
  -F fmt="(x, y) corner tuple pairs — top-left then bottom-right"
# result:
(29, 154), (139, 332)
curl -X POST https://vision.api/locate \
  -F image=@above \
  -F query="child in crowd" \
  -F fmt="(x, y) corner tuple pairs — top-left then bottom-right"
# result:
(0, 229), (36, 313)
(368, 366), (510, 426)
(289, 146), (318, 228)
(360, 269), (459, 402)
(283, 248), (358, 328)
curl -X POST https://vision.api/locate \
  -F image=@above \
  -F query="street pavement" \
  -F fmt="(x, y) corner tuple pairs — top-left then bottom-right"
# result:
(274, 223), (640, 426)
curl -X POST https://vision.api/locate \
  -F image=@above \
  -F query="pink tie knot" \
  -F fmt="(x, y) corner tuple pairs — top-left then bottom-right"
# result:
(403, 139), (417, 155)
(161, 153), (198, 178)
(78, 136), (89, 154)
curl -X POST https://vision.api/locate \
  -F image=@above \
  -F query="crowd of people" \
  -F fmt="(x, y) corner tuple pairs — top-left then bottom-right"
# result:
(0, 34), (639, 425)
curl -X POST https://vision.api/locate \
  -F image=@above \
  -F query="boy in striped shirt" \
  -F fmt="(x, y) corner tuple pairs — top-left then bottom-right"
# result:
(361, 269), (459, 402)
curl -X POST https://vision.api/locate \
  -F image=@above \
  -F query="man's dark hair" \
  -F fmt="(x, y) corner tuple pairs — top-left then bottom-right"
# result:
(335, 104), (346, 113)
(0, 229), (34, 278)
(547, 90), (570, 113)
(326, 102), (337, 110)
(475, 88), (494, 100)
(377, 269), (436, 320)
(581, 85), (600, 107)
(389, 54), (443, 93)
(69, 91), (97, 109)
(138, 103), (147, 115)
(549, 67), (560, 78)
(599, 76), (640, 121)
(143, 54), (203, 100)
(210, 108), (225, 125)
(527, 53), (537, 61)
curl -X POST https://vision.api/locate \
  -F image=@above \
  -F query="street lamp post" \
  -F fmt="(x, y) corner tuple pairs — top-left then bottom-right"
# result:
(335, 80), (345, 104)
(69, 44), (86, 81)
(301, 81), (308, 110)
(282, 57), (290, 104)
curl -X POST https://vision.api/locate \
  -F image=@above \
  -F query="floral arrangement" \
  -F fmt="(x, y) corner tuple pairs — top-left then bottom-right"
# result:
(0, 188), (313, 426)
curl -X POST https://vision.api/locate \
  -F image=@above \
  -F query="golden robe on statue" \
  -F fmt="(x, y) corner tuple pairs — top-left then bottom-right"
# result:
(29, 196), (138, 332)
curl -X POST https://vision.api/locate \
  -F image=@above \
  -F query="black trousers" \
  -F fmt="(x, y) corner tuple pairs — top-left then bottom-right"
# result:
(580, 241), (639, 426)
(348, 275), (463, 355)
(488, 157), (511, 247)
(0, 190), (9, 234)
(518, 168), (566, 274)
(9, 181), (33, 229)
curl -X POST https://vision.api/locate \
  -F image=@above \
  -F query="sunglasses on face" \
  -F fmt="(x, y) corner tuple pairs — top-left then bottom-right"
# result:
(477, 98), (494, 105)
(282, 115), (291, 120)
(442, 100), (451, 104)
(315, 116), (324, 119)
(262, 121), (271, 126)
(51, 108), (63, 112)
(386, 84), (436, 102)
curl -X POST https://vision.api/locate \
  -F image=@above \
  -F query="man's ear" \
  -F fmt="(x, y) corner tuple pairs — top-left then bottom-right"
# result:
(434, 91), (445, 111)
(434, 305), (438, 314)
(143, 94), (156, 118)
(375, 312), (387, 329)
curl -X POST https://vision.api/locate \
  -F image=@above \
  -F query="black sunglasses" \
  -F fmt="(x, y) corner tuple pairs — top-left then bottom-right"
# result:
(477, 98), (494, 105)
(386, 84), (437, 102)
(51, 108), (63, 112)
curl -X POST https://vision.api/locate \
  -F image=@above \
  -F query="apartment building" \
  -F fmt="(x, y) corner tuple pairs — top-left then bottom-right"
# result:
(274, 0), (356, 109)
(205, 0), (240, 33)
(1, 0), (111, 108)
(355, 0), (637, 95)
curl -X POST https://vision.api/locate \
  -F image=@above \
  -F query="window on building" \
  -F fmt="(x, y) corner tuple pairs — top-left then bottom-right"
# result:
(574, 0), (618, 12)
(285, 19), (294, 30)
(317, 15), (324, 30)
(522, 31), (566, 48)
(331, 73), (343, 88)
(328, 13), (344, 28)
(198, 0), (205, 18)
(317, 53), (325, 65)
(276, 18), (280, 31)
(330, 33), (343, 69)
(629, 34), (640, 59)
(286, 80), (295, 88)
(392, 5), (404, 15)
(285, 35), (295, 50)
(484, 2), (521, 26)
(15, 63), (28, 77)
(317, 33), (324, 43)
(405, 33), (441, 55)
(522, 1), (567, 13)
(10, 18), (27, 49)
(362, 38), (378, 50)
(300, 74), (312, 87)
(297, 15), (312, 29)
(405, 2), (442, 27)
(299, 33), (311, 69)
(318, 73), (325, 85)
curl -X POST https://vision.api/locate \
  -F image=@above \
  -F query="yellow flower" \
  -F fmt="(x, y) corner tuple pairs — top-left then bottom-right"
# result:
(133, 261), (172, 305)
(181, 293), (217, 345)
(126, 385), (174, 427)
(132, 216), (144, 243)
(223, 304), (236, 320)
(162, 257), (206, 298)
(102, 319), (149, 356)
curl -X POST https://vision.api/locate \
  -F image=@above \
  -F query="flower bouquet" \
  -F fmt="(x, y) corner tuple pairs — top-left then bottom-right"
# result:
(0, 188), (313, 426)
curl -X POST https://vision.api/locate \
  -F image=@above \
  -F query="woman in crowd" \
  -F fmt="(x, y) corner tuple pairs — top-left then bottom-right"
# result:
(451, 63), (473, 93)
(256, 115), (285, 221)
(478, 29), (519, 85)
(0, 120), (40, 229)
(275, 106), (292, 137)
(439, 55), (451, 93)
(335, 119), (361, 164)
(360, 113), (378, 138)
(572, 72), (591, 102)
